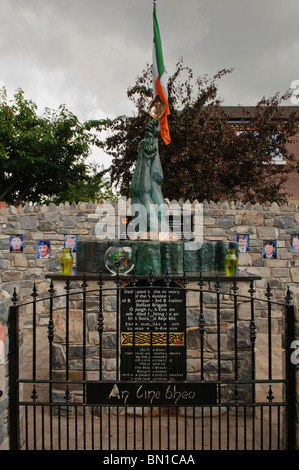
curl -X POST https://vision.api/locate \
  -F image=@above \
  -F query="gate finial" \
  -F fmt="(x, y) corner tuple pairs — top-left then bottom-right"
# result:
(12, 287), (18, 305)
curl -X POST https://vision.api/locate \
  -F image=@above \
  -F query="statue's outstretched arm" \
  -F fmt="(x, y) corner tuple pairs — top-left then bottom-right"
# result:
(145, 119), (160, 139)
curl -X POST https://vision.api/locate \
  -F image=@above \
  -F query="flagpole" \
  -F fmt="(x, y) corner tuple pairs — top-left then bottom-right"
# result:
(151, 0), (171, 144)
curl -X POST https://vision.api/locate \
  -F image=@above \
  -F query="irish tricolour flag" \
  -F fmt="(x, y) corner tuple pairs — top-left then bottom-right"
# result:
(152, 5), (171, 145)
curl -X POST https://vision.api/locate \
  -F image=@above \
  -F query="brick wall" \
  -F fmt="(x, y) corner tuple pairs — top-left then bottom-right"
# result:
(284, 135), (299, 201)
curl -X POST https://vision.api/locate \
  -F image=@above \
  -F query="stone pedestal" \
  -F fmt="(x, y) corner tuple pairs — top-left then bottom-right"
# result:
(76, 240), (238, 276)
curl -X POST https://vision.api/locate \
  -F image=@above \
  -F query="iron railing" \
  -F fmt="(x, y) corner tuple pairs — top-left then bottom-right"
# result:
(7, 271), (296, 450)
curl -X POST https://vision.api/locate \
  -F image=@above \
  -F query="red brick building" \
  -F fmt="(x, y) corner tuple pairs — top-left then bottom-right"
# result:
(282, 135), (299, 202)
(224, 106), (299, 203)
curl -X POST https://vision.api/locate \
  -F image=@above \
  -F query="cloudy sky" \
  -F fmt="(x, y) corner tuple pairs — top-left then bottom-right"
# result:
(1, 0), (299, 167)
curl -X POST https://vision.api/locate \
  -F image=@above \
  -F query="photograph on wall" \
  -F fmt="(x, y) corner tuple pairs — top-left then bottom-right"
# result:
(236, 234), (249, 253)
(290, 234), (299, 253)
(10, 234), (24, 253)
(263, 240), (277, 259)
(64, 234), (77, 252)
(37, 240), (51, 259)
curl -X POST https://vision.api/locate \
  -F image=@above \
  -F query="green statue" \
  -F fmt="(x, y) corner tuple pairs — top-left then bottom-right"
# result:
(130, 119), (169, 234)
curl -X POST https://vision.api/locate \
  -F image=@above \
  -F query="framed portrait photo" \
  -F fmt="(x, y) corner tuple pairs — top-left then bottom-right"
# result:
(64, 234), (77, 252)
(290, 234), (299, 253)
(236, 234), (249, 253)
(37, 240), (51, 259)
(263, 240), (277, 259)
(10, 234), (24, 253)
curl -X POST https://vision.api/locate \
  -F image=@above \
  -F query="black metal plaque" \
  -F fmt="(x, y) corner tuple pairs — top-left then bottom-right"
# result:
(119, 214), (194, 240)
(87, 382), (217, 406)
(120, 279), (186, 381)
(168, 213), (194, 241)
(119, 215), (135, 240)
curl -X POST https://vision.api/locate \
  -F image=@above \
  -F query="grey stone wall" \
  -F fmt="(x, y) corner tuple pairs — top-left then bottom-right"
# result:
(0, 199), (299, 302)
(0, 199), (298, 448)
(0, 289), (11, 450)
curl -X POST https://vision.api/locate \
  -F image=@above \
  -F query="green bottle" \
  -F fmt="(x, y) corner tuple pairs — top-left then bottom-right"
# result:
(225, 249), (238, 276)
(60, 248), (73, 275)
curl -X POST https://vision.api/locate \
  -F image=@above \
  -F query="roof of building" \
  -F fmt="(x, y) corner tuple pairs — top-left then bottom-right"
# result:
(222, 105), (299, 121)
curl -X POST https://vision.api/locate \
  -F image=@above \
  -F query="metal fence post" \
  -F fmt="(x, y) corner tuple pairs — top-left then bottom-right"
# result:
(285, 303), (296, 450)
(8, 303), (19, 450)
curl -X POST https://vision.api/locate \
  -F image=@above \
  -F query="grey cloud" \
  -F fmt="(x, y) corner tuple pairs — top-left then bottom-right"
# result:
(1, 0), (299, 166)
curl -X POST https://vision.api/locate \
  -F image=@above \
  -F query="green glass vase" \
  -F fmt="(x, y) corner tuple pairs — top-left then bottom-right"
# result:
(225, 249), (238, 276)
(60, 248), (73, 275)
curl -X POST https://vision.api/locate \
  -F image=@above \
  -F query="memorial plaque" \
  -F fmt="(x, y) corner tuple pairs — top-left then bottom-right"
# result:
(120, 279), (186, 381)
(119, 215), (194, 240)
(119, 216), (135, 240)
(87, 382), (217, 406)
(168, 214), (194, 241)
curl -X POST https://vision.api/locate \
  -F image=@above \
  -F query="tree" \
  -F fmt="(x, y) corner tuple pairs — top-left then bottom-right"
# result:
(49, 162), (119, 204)
(103, 59), (299, 203)
(0, 87), (112, 205)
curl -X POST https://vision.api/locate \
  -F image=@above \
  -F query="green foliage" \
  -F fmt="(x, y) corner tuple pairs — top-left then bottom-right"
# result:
(103, 59), (298, 203)
(0, 87), (113, 205)
(49, 162), (119, 204)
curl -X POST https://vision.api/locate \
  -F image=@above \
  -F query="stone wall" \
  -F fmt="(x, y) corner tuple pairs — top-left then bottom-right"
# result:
(49, 277), (259, 391)
(0, 289), (11, 450)
(1, 199), (299, 301)
(0, 199), (298, 449)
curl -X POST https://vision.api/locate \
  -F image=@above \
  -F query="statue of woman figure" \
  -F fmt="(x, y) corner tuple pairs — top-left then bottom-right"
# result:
(130, 119), (169, 234)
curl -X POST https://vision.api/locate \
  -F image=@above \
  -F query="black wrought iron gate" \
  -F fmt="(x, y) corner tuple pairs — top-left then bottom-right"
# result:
(8, 272), (296, 450)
